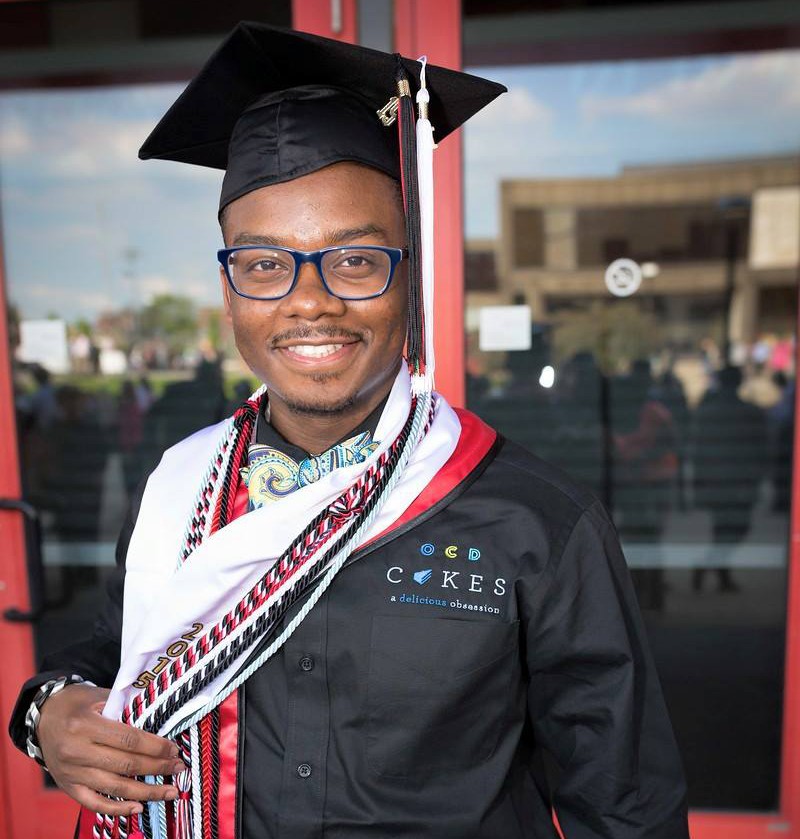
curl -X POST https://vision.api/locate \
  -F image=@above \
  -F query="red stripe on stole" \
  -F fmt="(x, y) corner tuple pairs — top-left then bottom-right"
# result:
(361, 408), (497, 548)
(217, 692), (240, 839)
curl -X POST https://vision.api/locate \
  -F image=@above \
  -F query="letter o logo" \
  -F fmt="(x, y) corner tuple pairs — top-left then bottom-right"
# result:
(444, 545), (458, 559)
(420, 543), (435, 556)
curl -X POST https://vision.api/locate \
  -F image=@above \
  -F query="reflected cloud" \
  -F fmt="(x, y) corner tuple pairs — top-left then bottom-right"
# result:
(581, 51), (800, 124)
(138, 274), (217, 306)
(471, 87), (554, 128)
(0, 113), (32, 157)
(465, 49), (800, 236)
(26, 283), (115, 312)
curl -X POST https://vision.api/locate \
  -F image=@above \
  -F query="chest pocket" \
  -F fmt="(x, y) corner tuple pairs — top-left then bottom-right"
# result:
(366, 614), (519, 778)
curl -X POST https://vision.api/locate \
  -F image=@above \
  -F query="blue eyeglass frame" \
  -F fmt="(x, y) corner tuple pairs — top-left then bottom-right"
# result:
(217, 244), (409, 301)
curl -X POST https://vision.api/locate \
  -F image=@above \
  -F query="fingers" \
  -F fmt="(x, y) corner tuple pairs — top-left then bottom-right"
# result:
(76, 768), (179, 806)
(89, 717), (180, 760)
(35, 682), (186, 816)
(65, 784), (145, 817)
(90, 744), (187, 780)
(63, 777), (178, 817)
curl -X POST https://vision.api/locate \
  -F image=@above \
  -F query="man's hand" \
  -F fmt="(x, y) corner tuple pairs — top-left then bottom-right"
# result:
(37, 684), (187, 817)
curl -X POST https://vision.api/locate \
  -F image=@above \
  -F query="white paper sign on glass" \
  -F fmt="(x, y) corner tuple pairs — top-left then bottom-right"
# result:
(17, 319), (70, 373)
(478, 305), (532, 352)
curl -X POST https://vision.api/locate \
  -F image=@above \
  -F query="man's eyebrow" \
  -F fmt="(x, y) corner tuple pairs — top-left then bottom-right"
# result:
(232, 224), (389, 248)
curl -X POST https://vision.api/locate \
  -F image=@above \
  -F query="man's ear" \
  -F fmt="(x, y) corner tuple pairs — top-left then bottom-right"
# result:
(220, 267), (233, 320)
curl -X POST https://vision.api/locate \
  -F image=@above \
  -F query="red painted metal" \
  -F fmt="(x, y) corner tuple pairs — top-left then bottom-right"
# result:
(778, 288), (800, 833)
(291, 0), (358, 44)
(394, 0), (465, 408)
(689, 812), (794, 838)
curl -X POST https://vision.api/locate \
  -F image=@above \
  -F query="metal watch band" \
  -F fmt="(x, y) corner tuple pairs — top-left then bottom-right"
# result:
(24, 674), (94, 769)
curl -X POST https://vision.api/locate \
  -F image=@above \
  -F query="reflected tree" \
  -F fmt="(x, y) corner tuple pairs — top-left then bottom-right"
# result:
(138, 293), (198, 365)
(552, 299), (663, 375)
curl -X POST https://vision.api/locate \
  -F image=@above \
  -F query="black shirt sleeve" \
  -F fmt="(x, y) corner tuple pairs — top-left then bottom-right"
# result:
(7, 479), (146, 753)
(521, 501), (690, 839)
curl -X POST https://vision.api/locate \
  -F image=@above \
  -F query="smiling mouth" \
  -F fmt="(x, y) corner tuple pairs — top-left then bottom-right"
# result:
(286, 343), (345, 358)
(276, 337), (361, 364)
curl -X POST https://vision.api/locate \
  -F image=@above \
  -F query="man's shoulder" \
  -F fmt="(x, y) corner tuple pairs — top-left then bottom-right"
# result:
(496, 437), (598, 508)
(456, 414), (602, 530)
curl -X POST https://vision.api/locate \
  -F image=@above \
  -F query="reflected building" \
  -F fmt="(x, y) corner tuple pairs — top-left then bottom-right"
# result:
(465, 154), (797, 812)
(481, 155), (798, 353)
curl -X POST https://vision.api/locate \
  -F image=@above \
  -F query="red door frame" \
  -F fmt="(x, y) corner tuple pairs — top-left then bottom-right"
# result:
(0, 246), (80, 835)
(295, 2), (800, 838)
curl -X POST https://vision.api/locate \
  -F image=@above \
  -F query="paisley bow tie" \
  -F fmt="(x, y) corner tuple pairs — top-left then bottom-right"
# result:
(241, 431), (380, 510)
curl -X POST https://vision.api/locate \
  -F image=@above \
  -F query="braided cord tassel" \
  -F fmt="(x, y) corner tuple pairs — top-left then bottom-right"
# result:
(128, 398), (420, 738)
(173, 732), (192, 839)
(97, 397), (261, 839)
(100, 386), (430, 836)
(168, 392), (433, 738)
(190, 725), (203, 839)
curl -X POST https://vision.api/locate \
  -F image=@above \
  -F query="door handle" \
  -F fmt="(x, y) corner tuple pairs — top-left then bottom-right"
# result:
(0, 498), (45, 622)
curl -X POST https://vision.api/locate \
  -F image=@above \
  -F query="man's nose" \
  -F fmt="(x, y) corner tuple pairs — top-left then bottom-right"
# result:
(279, 261), (346, 319)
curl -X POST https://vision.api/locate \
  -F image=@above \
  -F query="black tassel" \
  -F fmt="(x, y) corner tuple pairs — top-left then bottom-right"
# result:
(395, 58), (424, 375)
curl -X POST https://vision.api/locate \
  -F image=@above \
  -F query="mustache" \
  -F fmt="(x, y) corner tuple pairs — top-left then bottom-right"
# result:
(270, 325), (363, 346)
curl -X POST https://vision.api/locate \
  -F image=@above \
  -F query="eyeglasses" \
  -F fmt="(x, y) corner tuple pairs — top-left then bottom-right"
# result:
(217, 245), (408, 301)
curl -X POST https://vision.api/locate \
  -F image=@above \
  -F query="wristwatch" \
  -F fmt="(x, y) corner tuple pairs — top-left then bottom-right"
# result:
(25, 674), (94, 769)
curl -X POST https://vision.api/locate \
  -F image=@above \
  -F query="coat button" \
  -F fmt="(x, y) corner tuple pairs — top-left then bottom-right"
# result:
(297, 763), (312, 779)
(299, 655), (315, 672)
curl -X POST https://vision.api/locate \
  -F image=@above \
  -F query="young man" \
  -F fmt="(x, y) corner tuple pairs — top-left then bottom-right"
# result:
(9, 23), (690, 839)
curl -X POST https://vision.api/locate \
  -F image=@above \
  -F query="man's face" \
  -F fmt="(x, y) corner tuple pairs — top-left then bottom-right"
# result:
(221, 162), (408, 417)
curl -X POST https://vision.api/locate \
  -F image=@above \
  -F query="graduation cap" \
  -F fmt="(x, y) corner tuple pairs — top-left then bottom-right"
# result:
(139, 21), (506, 391)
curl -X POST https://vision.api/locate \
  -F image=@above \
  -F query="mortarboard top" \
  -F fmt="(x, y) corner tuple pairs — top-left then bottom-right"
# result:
(138, 21), (506, 211)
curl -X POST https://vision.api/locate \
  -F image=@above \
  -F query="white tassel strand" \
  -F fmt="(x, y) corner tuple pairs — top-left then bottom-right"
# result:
(413, 55), (436, 396)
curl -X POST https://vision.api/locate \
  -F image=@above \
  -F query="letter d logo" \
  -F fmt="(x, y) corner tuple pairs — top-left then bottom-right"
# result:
(468, 548), (481, 562)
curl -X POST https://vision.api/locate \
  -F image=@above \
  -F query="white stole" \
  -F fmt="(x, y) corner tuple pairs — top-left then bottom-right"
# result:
(104, 367), (460, 727)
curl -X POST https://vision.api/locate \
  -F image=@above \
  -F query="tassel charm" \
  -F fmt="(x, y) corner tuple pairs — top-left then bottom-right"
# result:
(174, 731), (194, 839)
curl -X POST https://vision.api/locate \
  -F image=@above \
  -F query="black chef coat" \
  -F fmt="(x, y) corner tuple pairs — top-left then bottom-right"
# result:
(10, 408), (690, 839)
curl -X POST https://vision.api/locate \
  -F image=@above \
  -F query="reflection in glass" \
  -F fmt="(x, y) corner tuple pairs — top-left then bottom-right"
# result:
(464, 49), (799, 810)
(1, 85), (250, 698)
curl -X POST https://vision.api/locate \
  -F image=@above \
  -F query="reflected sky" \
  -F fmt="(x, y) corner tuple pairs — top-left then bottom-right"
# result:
(1, 83), (223, 321)
(2, 48), (800, 320)
(465, 49), (800, 237)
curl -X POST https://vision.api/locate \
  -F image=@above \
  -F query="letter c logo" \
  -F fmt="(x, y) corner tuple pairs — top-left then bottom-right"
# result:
(387, 566), (403, 584)
(444, 545), (458, 559)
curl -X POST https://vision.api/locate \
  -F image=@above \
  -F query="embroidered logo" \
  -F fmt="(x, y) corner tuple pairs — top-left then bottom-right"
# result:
(386, 542), (507, 615)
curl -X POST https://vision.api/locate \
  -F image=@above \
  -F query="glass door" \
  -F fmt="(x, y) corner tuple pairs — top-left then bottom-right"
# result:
(462, 7), (800, 836)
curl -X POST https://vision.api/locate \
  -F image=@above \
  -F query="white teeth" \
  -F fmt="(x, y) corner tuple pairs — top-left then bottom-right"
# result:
(287, 343), (344, 358)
